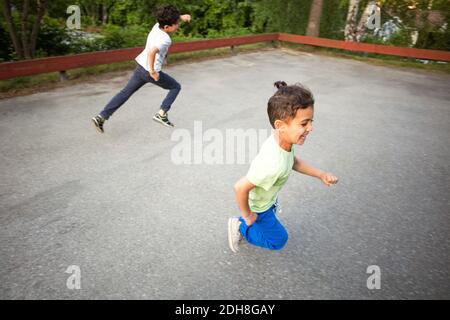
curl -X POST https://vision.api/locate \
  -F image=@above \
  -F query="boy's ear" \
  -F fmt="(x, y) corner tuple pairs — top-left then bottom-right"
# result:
(274, 119), (285, 130)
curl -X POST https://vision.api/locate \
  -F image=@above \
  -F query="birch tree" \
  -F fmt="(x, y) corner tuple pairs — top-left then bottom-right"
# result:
(345, 0), (360, 41)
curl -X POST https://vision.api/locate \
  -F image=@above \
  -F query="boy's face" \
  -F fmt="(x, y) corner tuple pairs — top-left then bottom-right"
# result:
(162, 21), (179, 33)
(276, 106), (314, 146)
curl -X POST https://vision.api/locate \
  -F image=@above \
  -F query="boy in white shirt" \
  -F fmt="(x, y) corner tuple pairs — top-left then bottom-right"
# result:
(92, 5), (191, 132)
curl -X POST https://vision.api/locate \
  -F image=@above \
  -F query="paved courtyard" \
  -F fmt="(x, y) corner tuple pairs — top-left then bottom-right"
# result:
(1, 49), (449, 299)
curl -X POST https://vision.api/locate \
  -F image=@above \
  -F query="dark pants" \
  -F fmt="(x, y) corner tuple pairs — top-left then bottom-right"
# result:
(100, 64), (181, 119)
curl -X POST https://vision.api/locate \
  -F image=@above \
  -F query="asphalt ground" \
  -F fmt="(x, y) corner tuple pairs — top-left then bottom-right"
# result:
(1, 48), (449, 299)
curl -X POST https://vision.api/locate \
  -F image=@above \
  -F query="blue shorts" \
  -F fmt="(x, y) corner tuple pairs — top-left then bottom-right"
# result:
(239, 203), (288, 250)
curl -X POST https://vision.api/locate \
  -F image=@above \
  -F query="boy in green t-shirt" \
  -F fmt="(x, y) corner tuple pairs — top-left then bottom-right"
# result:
(229, 81), (339, 252)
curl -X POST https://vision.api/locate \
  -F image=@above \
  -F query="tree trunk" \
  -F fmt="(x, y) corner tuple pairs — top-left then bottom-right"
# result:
(306, 0), (323, 37)
(1, 0), (48, 60)
(1, 0), (24, 59)
(93, 4), (99, 25)
(29, 0), (48, 58)
(356, 1), (376, 42)
(21, 0), (31, 59)
(102, 4), (108, 24)
(345, 0), (360, 42)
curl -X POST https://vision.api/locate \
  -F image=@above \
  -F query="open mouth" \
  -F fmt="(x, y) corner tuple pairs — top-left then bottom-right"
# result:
(297, 133), (309, 143)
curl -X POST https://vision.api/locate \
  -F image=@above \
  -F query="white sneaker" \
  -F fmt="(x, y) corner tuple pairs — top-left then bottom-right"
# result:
(228, 217), (242, 253)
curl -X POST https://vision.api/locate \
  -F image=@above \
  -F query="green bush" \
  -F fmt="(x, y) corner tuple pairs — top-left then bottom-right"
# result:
(36, 16), (72, 57)
(99, 24), (149, 49)
(0, 23), (13, 62)
(362, 28), (413, 48)
(416, 30), (450, 51)
(362, 34), (386, 45)
(320, 0), (347, 40)
(66, 31), (107, 54)
(265, 0), (312, 35)
(386, 28), (413, 47)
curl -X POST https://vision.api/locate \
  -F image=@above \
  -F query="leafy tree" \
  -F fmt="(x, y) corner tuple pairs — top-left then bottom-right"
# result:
(1, 0), (448, 61)
(1, 0), (49, 59)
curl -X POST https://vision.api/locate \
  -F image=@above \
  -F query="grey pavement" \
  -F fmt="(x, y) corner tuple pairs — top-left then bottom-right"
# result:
(1, 49), (449, 299)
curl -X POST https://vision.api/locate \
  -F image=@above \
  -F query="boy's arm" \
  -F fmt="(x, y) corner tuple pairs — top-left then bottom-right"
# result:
(293, 156), (339, 186)
(147, 47), (159, 81)
(234, 177), (257, 226)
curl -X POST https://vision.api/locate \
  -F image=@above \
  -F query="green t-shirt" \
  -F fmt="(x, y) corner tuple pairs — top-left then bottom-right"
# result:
(246, 134), (295, 213)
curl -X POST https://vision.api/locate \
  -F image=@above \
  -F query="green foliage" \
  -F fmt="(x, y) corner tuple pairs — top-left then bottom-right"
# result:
(1, 0), (449, 62)
(363, 27), (413, 47)
(36, 16), (72, 57)
(47, 0), (75, 18)
(320, 0), (348, 40)
(416, 30), (450, 51)
(387, 28), (413, 47)
(362, 34), (386, 45)
(175, 0), (255, 38)
(258, 0), (312, 34)
(374, 0), (450, 50)
(0, 23), (13, 62)
(99, 24), (149, 49)
(108, 1), (146, 26)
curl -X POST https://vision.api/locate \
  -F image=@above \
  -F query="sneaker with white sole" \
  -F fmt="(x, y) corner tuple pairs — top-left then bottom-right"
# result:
(228, 217), (243, 253)
(152, 112), (174, 127)
(92, 115), (105, 133)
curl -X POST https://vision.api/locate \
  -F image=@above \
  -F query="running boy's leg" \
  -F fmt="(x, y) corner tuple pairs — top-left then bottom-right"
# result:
(153, 71), (181, 113)
(149, 71), (181, 127)
(239, 205), (288, 250)
(99, 65), (148, 120)
(150, 71), (181, 127)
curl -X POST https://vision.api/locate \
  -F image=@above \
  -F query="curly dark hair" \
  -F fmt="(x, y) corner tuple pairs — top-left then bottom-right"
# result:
(267, 81), (315, 128)
(153, 5), (180, 27)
